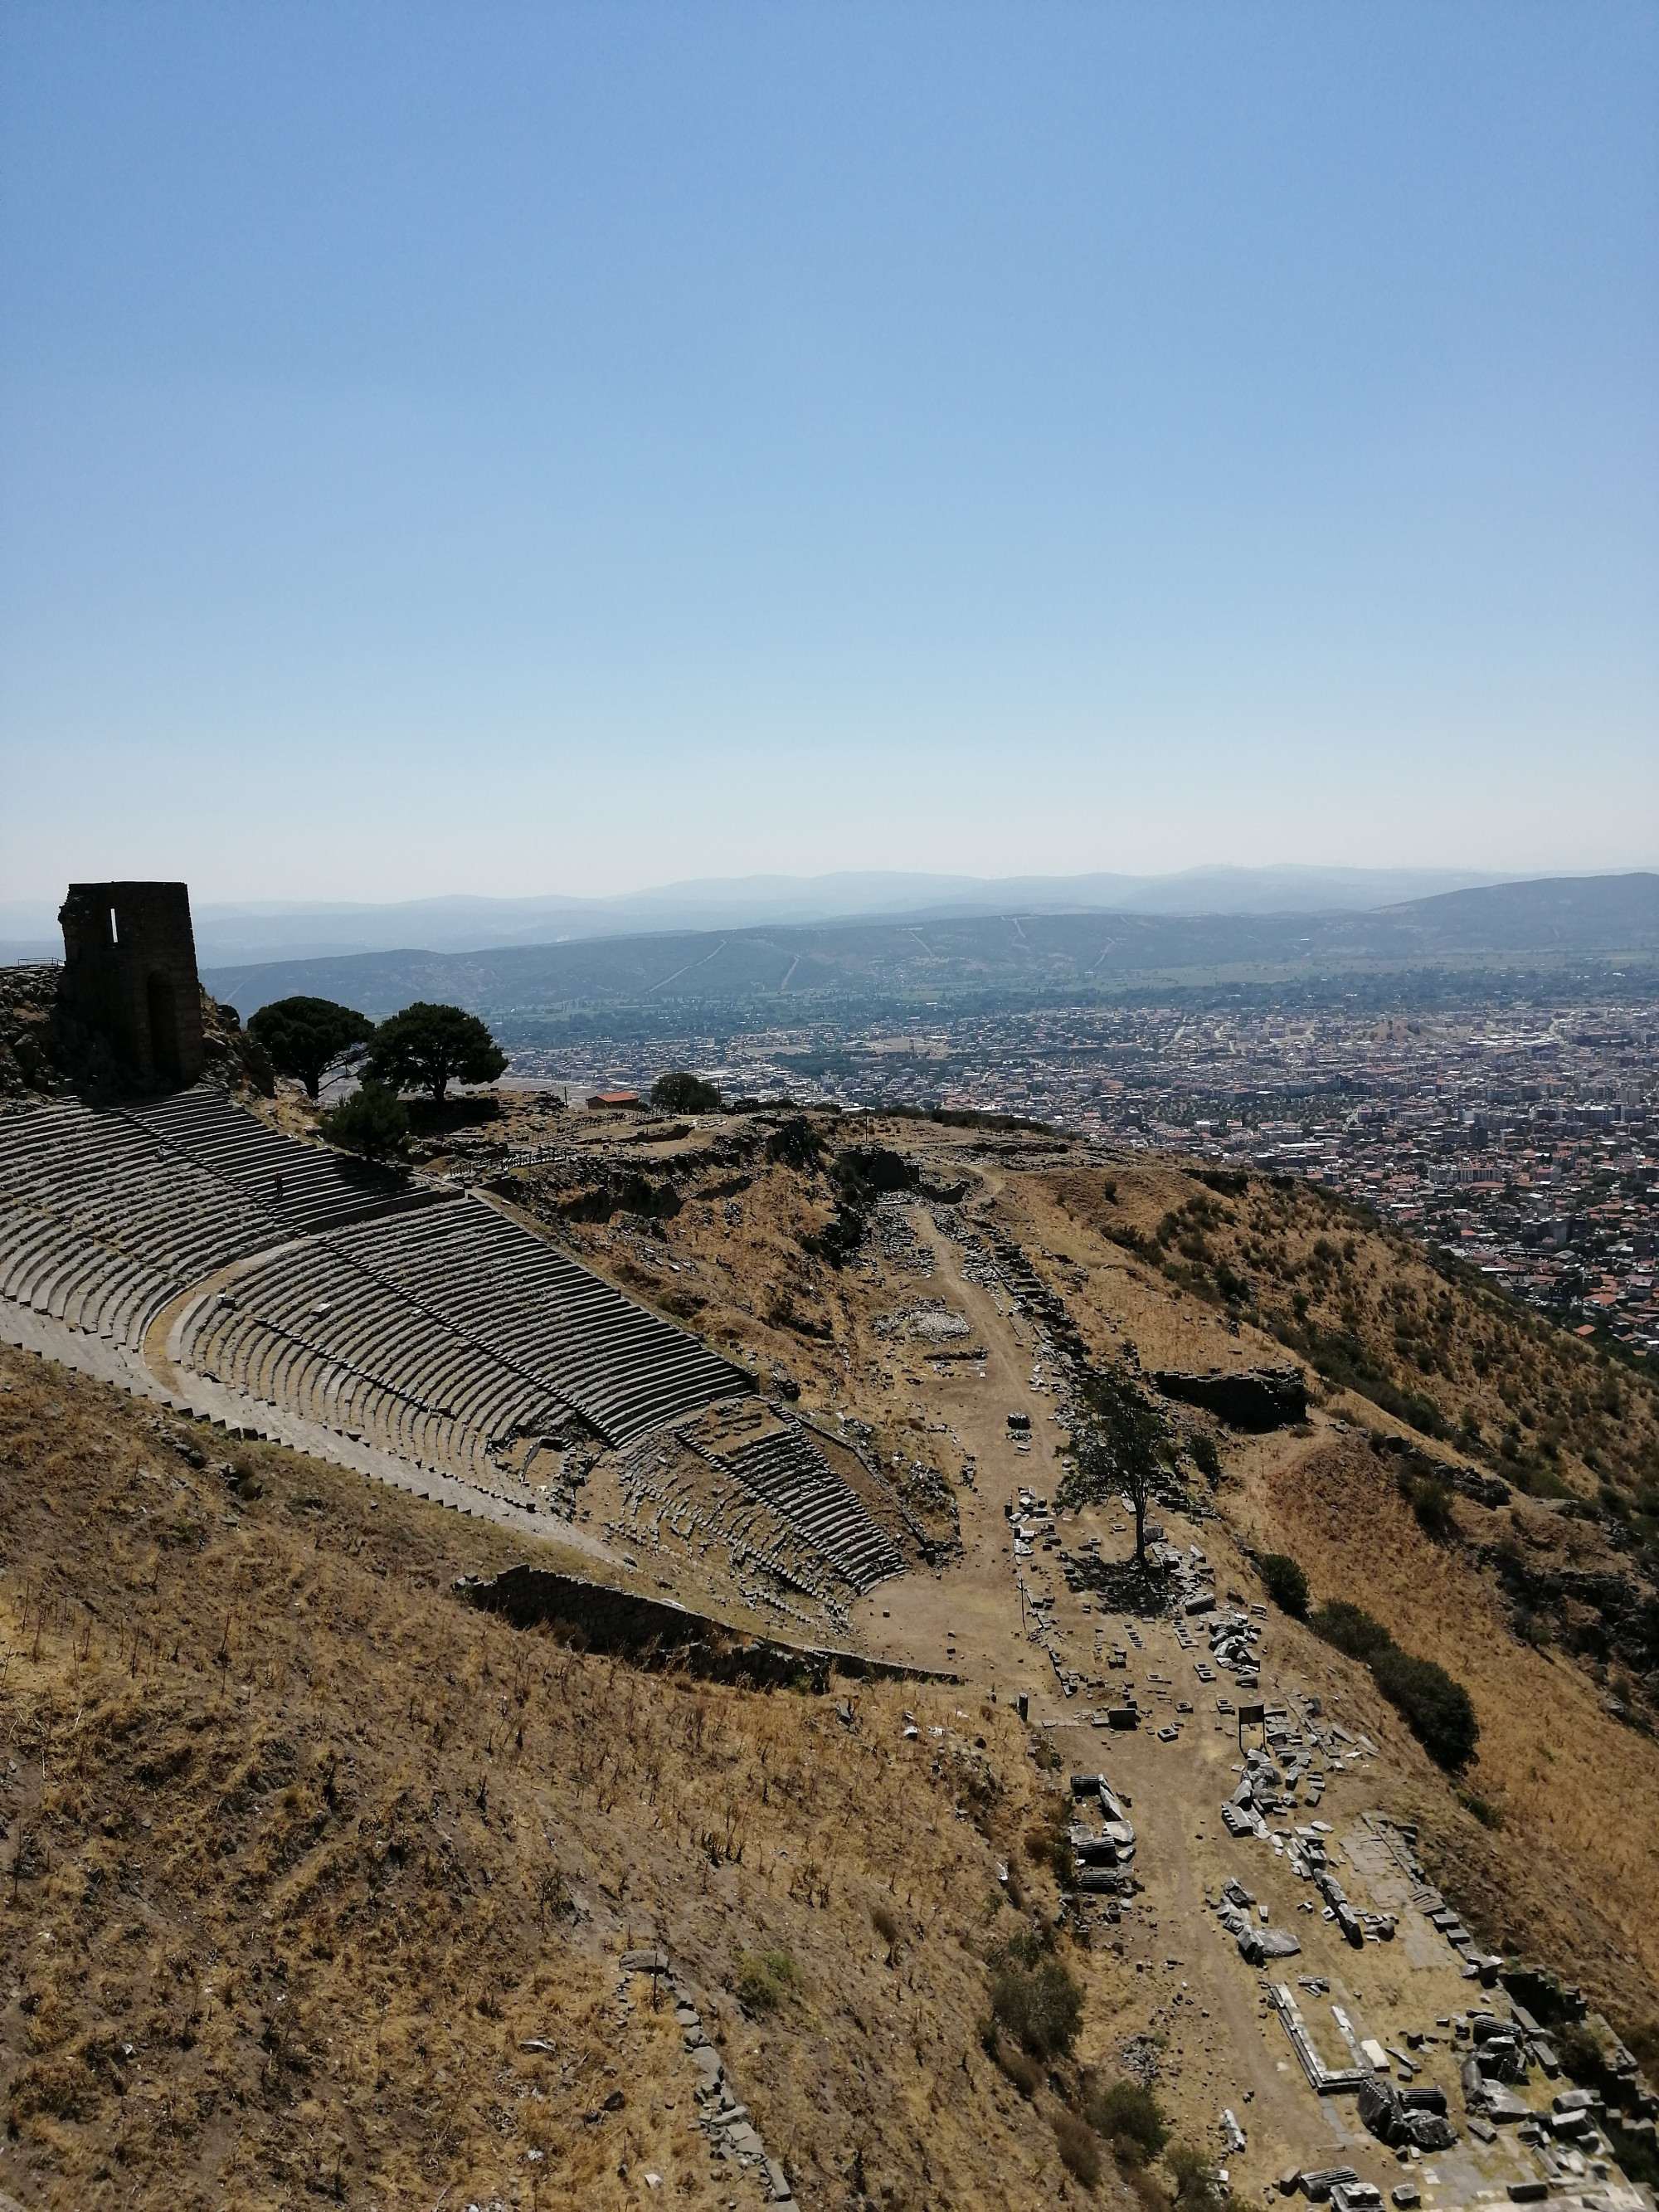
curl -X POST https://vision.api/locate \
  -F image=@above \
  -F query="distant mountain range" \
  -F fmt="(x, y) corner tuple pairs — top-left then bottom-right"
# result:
(197, 871), (1659, 1036)
(0, 864), (1511, 967)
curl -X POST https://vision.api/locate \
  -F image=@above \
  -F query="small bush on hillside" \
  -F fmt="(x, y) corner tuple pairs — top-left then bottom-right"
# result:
(320, 1082), (409, 1161)
(1258, 1552), (1309, 1618)
(980, 2026), (1041, 2098)
(765, 1115), (823, 1170)
(1190, 1434), (1222, 1486)
(987, 1946), (1083, 2062)
(1411, 1477), (1459, 1542)
(1370, 1645), (1480, 1771)
(734, 1948), (799, 2012)
(1053, 2107), (1102, 2188)
(1311, 1600), (1394, 1663)
(1168, 2143), (1223, 2210)
(1457, 1787), (1504, 1830)
(1556, 2022), (1604, 2084)
(1086, 2078), (1168, 2166)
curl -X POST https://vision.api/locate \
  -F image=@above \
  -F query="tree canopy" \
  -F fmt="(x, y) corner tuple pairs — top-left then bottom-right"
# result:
(364, 1002), (508, 1104)
(650, 1069), (722, 1114)
(1058, 1364), (1167, 1566)
(246, 996), (374, 1099)
(320, 1082), (409, 1161)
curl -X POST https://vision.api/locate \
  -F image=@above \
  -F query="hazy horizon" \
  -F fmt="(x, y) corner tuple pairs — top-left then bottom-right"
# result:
(4, 860), (1657, 971)
(4, 5), (1657, 902)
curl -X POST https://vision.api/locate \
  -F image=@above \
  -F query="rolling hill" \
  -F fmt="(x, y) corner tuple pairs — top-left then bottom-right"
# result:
(200, 871), (1659, 1033)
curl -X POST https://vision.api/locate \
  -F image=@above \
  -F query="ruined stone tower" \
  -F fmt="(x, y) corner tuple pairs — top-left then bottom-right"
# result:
(58, 882), (206, 1091)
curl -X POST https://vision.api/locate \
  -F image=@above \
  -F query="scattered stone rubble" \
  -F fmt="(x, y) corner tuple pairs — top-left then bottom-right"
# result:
(1371, 1818), (1507, 1984)
(617, 1948), (797, 2208)
(1355, 2072), (1457, 2151)
(1068, 1769), (1136, 1899)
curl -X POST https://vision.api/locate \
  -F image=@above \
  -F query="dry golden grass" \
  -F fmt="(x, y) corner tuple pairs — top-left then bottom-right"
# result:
(1223, 1432), (1659, 2024)
(1035, 1157), (1659, 1497)
(10, 1099), (1654, 2202)
(967, 1154), (1659, 2029)
(0, 1343), (1135, 2212)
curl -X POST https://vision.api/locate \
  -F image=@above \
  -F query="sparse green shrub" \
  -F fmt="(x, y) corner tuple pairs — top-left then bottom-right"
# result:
(1556, 2020), (1603, 2084)
(1168, 2142), (1223, 2210)
(1258, 1552), (1309, 1618)
(765, 1115), (823, 1170)
(734, 1948), (799, 2012)
(1310, 1600), (1394, 1664)
(1053, 2107), (1102, 2188)
(987, 1944), (1083, 2062)
(1086, 2078), (1169, 2166)
(1370, 1644), (1480, 1771)
(1457, 1787), (1504, 1830)
(1411, 1478), (1458, 1542)
(1189, 1433), (1222, 1486)
(320, 1082), (409, 1161)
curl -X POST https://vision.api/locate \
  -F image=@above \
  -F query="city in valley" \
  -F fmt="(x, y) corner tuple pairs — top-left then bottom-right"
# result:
(491, 996), (1659, 1359)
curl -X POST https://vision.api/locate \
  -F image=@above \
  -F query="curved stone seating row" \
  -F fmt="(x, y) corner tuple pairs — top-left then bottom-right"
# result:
(617, 1442), (849, 1610)
(718, 1427), (903, 1594)
(123, 1088), (408, 1236)
(175, 1193), (748, 1479)
(328, 1200), (749, 1446)
(178, 1235), (568, 1484)
(0, 1101), (278, 1346)
(2, 1103), (907, 1595)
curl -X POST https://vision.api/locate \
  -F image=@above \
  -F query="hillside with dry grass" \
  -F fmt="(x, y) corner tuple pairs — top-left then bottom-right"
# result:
(7, 1075), (1659, 2210)
(442, 1102), (1659, 2032)
(0, 1344), (1141, 2212)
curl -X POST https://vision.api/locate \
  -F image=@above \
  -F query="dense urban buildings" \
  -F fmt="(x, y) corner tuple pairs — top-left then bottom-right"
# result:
(504, 996), (1658, 1356)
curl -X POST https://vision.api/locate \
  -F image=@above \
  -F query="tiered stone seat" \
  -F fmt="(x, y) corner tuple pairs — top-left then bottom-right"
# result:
(615, 1440), (850, 1617)
(718, 1427), (903, 1594)
(2, 1099), (908, 1591)
(178, 1237), (567, 1483)
(0, 1099), (277, 1346)
(174, 1193), (753, 1477)
(331, 1201), (750, 1445)
(122, 1089), (409, 1235)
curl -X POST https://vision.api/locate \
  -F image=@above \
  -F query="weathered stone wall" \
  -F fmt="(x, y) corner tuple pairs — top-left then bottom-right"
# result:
(459, 1564), (956, 1690)
(58, 882), (205, 1091)
(1153, 1364), (1309, 1430)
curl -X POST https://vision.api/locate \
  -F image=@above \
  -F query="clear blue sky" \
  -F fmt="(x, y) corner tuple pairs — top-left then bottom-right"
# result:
(2, 2), (1655, 904)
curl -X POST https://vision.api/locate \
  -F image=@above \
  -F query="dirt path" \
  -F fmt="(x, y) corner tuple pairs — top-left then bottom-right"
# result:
(846, 1200), (1056, 1694)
